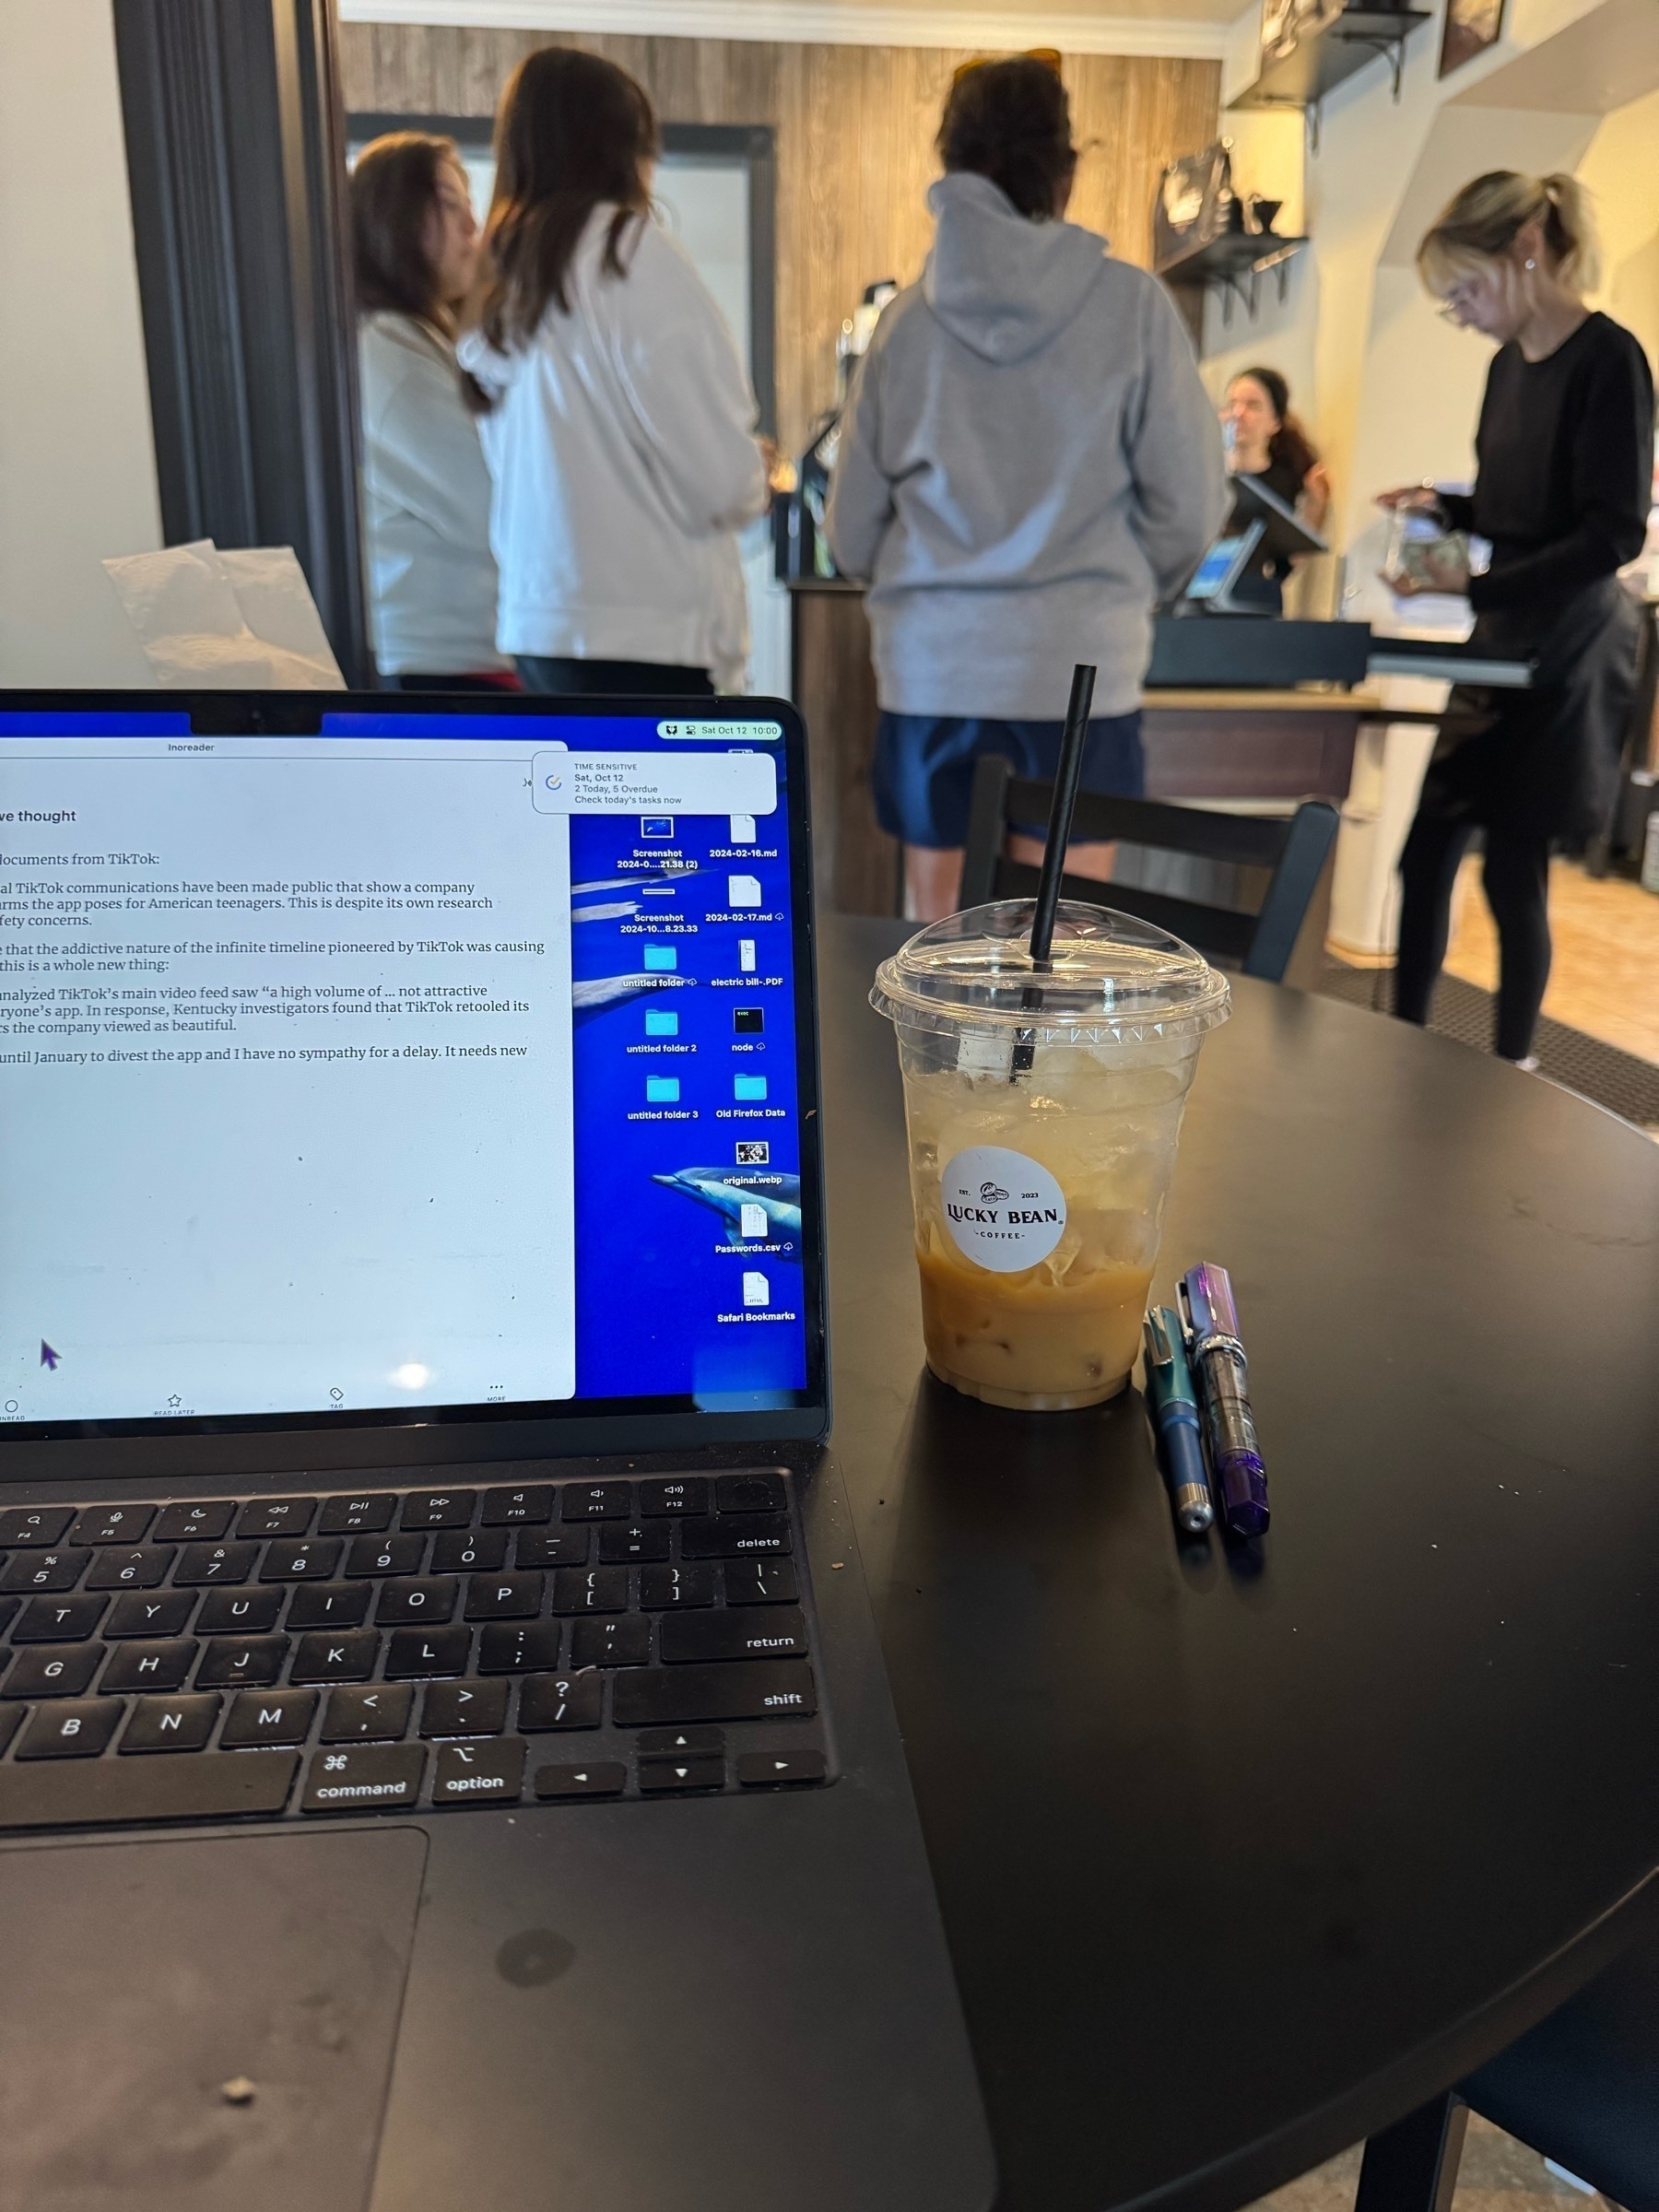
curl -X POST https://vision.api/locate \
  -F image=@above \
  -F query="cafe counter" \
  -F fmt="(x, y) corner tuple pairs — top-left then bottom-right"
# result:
(790, 581), (1401, 920)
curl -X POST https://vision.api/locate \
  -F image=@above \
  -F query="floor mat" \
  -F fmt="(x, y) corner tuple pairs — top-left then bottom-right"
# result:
(1319, 962), (1659, 1129)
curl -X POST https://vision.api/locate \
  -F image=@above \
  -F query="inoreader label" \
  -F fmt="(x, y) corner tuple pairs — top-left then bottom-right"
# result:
(940, 1146), (1066, 1273)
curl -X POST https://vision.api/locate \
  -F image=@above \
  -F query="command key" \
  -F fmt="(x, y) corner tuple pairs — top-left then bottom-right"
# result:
(302, 1742), (426, 1814)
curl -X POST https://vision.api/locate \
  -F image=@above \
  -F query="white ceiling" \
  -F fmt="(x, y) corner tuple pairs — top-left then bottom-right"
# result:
(335, 0), (1245, 55)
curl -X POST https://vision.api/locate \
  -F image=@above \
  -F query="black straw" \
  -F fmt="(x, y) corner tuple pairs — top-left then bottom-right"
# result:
(1011, 662), (1096, 1077)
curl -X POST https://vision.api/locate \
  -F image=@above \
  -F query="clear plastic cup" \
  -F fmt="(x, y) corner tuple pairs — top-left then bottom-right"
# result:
(870, 900), (1230, 1412)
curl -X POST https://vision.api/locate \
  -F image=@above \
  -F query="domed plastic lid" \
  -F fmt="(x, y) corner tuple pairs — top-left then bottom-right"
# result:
(869, 899), (1230, 1046)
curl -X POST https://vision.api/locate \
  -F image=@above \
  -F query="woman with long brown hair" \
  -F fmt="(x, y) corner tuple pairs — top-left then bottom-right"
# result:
(1219, 365), (1331, 613)
(458, 47), (768, 694)
(1380, 171), (1652, 1065)
(351, 132), (510, 689)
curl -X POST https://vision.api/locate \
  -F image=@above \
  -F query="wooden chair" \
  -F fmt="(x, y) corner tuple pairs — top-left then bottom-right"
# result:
(958, 753), (1340, 984)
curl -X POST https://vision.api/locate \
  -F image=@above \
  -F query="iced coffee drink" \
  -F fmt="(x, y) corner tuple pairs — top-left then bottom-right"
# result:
(871, 901), (1229, 1412)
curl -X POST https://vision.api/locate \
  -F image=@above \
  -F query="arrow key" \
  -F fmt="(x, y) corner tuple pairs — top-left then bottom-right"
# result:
(534, 1761), (626, 1800)
(639, 1754), (724, 1794)
(636, 1725), (724, 1756)
(736, 1749), (827, 1788)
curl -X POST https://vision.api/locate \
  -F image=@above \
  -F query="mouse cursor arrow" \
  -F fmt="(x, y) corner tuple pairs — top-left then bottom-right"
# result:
(40, 1341), (60, 1371)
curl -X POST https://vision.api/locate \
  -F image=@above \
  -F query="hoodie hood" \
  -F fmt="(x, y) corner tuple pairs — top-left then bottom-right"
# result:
(922, 171), (1108, 364)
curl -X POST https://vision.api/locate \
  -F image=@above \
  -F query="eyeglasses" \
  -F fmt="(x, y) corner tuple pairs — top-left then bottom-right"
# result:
(1434, 283), (1484, 324)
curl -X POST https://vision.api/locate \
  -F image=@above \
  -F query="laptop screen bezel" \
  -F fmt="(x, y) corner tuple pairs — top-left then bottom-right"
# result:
(0, 689), (831, 1475)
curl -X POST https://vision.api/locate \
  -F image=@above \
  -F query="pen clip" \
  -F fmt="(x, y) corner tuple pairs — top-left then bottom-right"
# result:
(1144, 1309), (1175, 1371)
(1175, 1279), (1194, 1343)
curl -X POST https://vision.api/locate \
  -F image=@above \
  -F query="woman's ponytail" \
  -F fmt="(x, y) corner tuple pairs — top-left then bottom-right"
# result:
(1418, 169), (1601, 296)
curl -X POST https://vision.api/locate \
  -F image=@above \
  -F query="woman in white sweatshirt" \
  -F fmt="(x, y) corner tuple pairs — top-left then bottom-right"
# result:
(458, 49), (769, 696)
(828, 58), (1227, 920)
(352, 133), (511, 690)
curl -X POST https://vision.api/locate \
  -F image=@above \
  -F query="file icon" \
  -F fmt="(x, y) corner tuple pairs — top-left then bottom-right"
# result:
(646, 1077), (680, 1104)
(733, 1074), (768, 1102)
(738, 939), (757, 973)
(728, 875), (762, 908)
(642, 945), (677, 972)
(739, 1203), (769, 1240)
(742, 1271), (770, 1308)
(729, 814), (757, 843)
(644, 1008), (678, 1037)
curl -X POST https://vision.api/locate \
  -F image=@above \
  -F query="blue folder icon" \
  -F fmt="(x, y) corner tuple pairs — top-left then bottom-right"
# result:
(646, 1077), (681, 1104)
(733, 1075), (768, 1102)
(643, 946), (677, 972)
(644, 1008), (678, 1037)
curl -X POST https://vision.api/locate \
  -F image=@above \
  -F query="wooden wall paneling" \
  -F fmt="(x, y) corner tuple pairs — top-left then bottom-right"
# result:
(339, 24), (1220, 453)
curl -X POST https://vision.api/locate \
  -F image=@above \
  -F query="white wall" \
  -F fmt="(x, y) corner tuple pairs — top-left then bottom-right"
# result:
(0, 0), (162, 685)
(1577, 83), (1659, 365)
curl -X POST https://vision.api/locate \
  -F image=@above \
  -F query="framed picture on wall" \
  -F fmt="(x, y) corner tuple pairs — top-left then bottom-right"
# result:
(1439, 0), (1504, 76)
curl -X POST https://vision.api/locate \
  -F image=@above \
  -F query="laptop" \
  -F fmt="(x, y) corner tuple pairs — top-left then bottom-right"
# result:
(0, 689), (993, 2212)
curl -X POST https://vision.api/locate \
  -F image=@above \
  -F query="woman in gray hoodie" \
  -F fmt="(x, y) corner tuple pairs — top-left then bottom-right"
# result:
(828, 57), (1226, 920)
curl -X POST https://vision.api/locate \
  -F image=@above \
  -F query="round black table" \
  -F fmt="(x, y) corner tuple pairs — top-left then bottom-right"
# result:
(816, 913), (1659, 2212)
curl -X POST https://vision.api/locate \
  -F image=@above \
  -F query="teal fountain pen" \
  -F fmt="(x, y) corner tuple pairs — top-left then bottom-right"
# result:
(1142, 1307), (1214, 1534)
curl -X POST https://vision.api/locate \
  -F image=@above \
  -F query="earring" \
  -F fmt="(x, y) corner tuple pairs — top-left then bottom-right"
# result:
(1524, 258), (1536, 269)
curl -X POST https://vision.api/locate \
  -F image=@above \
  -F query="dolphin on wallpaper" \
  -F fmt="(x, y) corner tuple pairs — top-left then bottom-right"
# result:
(651, 1168), (803, 1246)
(571, 866), (698, 897)
(571, 973), (687, 1021)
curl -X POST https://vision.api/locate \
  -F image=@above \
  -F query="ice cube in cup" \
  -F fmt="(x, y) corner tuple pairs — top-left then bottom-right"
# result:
(870, 901), (1230, 1412)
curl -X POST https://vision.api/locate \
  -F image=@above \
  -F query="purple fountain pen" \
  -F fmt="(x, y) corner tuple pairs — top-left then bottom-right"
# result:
(1177, 1264), (1269, 1538)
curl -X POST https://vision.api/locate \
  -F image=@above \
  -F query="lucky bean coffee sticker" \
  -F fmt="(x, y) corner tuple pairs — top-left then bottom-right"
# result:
(940, 1146), (1066, 1273)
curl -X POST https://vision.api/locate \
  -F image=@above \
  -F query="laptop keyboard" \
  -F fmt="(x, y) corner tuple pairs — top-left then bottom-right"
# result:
(0, 1473), (830, 1830)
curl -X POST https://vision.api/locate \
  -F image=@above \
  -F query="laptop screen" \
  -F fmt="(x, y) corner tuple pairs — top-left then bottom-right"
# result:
(0, 698), (823, 1443)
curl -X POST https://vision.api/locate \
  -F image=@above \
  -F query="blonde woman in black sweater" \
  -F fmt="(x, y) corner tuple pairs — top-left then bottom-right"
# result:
(1380, 171), (1652, 1065)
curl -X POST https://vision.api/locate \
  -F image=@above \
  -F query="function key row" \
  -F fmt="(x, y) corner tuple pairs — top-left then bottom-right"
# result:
(0, 1475), (785, 1551)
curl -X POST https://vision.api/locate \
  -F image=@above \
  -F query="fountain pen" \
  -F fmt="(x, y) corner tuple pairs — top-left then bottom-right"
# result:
(1178, 1263), (1270, 1538)
(1142, 1307), (1214, 1534)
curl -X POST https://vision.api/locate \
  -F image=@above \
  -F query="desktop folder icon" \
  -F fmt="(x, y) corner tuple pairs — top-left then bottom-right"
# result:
(644, 1008), (678, 1037)
(727, 875), (762, 908)
(642, 945), (677, 971)
(733, 1075), (768, 1102)
(646, 1077), (680, 1104)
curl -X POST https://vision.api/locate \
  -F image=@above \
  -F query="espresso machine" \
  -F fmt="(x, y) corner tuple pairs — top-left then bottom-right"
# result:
(773, 279), (897, 582)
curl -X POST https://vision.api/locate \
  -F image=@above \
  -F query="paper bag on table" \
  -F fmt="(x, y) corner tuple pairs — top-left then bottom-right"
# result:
(102, 538), (344, 688)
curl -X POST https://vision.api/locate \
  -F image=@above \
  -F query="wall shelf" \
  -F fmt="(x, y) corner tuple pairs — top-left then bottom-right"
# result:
(1156, 230), (1309, 324)
(1229, 7), (1432, 147)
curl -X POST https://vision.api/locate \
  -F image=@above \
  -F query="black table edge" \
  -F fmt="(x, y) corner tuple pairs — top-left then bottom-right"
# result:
(1092, 1866), (1659, 2212)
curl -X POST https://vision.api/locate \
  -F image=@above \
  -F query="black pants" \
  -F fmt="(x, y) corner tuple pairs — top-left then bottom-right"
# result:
(1394, 806), (1552, 1062)
(515, 657), (713, 698)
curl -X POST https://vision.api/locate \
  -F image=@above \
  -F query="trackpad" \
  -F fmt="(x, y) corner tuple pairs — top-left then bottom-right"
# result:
(0, 1827), (427, 2212)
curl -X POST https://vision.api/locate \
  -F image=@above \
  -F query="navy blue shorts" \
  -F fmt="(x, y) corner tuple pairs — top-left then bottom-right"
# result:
(873, 711), (1145, 850)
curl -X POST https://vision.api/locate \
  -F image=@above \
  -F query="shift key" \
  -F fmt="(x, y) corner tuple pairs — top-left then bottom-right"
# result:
(659, 1607), (806, 1665)
(611, 1659), (816, 1728)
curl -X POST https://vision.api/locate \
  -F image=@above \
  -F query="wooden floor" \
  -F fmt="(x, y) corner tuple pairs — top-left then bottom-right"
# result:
(1442, 859), (1659, 1066)
(1339, 859), (1659, 1065)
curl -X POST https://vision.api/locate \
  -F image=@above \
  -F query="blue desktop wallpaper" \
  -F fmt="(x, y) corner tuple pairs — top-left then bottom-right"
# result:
(564, 721), (806, 1404)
